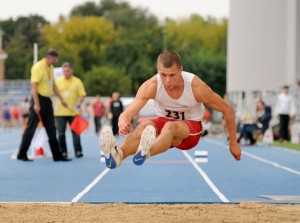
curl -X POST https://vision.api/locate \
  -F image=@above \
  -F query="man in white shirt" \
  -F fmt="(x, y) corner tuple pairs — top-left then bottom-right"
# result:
(99, 51), (241, 169)
(275, 85), (296, 142)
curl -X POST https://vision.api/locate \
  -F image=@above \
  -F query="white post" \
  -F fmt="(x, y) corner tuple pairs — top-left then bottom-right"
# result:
(33, 43), (38, 64)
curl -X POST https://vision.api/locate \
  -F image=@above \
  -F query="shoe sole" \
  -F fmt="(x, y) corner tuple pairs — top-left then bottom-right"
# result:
(99, 127), (115, 159)
(133, 125), (156, 165)
(99, 126), (119, 169)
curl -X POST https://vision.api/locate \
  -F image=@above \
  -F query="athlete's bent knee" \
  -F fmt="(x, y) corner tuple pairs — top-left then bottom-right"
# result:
(161, 122), (177, 134)
(135, 120), (155, 134)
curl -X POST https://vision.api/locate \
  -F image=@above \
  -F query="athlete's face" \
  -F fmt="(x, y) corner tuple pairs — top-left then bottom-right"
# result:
(157, 63), (183, 89)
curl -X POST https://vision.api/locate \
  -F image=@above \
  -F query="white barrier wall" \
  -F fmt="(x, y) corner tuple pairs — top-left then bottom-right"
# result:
(227, 0), (300, 92)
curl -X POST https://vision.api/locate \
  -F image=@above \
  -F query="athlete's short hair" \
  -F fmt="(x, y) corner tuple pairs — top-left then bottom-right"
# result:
(157, 51), (182, 68)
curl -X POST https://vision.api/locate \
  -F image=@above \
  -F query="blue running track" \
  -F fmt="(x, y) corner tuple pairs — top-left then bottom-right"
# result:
(0, 128), (299, 204)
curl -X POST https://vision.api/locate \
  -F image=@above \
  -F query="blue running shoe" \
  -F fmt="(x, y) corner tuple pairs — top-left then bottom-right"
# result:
(133, 125), (156, 166)
(99, 126), (123, 169)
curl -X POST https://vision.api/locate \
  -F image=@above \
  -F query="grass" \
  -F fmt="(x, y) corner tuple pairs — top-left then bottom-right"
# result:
(272, 140), (300, 152)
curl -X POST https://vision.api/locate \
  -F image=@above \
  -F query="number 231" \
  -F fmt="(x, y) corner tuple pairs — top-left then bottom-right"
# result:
(165, 110), (185, 120)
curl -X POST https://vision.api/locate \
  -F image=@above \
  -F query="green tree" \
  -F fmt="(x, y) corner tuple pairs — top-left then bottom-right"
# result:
(1, 15), (48, 79)
(84, 66), (131, 96)
(0, 19), (17, 47)
(71, 0), (158, 30)
(70, 2), (101, 17)
(0, 2), (228, 97)
(41, 16), (117, 78)
(103, 26), (163, 93)
(165, 15), (227, 54)
(182, 51), (227, 96)
(164, 15), (228, 95)
(70, 0), (162, 94)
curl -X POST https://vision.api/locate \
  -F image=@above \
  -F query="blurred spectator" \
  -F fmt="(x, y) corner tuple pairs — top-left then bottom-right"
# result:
(275, 85), (296, 142)
(256, 101), (272, 135)
(1, 101), (12, 131)
(20, 97), (30, 132)
(109, 92), (123, 135)
(237, 121), (258, 146)
(54, 62), (86, 158)
(17, 49), (71, 162)
(92, 95), (105, 134)
(238, 101), (272, 145)
(12, 104), (20, 127)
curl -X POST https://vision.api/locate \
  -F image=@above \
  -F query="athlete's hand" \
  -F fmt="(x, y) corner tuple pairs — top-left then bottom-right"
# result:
(119, 121), (131, 136)
(229, 142), (241, 161)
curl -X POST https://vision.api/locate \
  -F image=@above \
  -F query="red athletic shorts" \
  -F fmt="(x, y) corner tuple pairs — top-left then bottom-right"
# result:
(148, 117), (203, 150)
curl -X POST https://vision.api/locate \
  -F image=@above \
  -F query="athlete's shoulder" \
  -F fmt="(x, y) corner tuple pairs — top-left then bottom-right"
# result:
(182, 71), (195, 77)
(190, 73), (204, 86)
(138, 75), (157, 99)
(190, 74), (213, 102)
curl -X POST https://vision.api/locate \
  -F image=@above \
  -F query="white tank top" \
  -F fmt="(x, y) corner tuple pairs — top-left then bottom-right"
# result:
(154, 71), (204, 121)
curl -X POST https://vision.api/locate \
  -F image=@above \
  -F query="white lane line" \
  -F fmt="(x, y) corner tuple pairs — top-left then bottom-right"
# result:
(182, 150), (229, 203)
(271, 146), (300, 155)
(71, 168), (110, 203)
(205, 138), (300, 176)
(242, 151), (300, 175)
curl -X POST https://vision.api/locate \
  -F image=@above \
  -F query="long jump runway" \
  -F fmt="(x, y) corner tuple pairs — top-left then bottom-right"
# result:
(0, 128), (299, 204)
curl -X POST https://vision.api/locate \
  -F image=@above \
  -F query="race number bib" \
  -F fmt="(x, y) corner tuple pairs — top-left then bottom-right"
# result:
(165, 109), (185, 120)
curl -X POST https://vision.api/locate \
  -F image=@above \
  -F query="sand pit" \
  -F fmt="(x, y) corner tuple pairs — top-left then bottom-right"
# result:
(0, 202), (299, 223)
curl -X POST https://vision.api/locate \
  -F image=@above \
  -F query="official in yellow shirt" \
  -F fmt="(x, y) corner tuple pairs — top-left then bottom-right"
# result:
(17, 49), (71, 162)
(55, 62), (86, 158)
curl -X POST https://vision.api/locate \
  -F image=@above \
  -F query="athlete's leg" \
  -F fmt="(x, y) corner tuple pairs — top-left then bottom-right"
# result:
(132, 125), (156, 165)
(99, 120), (155, 168)
(150, 121), (190, 156)
(119, 120), (155, 159)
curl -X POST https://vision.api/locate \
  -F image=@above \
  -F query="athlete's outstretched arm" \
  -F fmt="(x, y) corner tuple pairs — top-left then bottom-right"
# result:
(118, 77), (157, 136)
(193, 77), (241, 161)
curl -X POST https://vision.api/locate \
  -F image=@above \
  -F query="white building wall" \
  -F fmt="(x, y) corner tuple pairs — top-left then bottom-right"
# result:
(296, 1), (300, 82)
(227, 0), (299, 92)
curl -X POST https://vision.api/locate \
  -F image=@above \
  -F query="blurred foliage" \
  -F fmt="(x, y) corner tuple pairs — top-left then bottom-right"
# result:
(70, 0), (158, 30)
(84, 66), (131, 96)
(183, 15), (227, 54)
(164, 15), (228, 94)
(0, 0), (228, 96)
(0, 15), (48, 79)
(41, 16), (117, 78)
